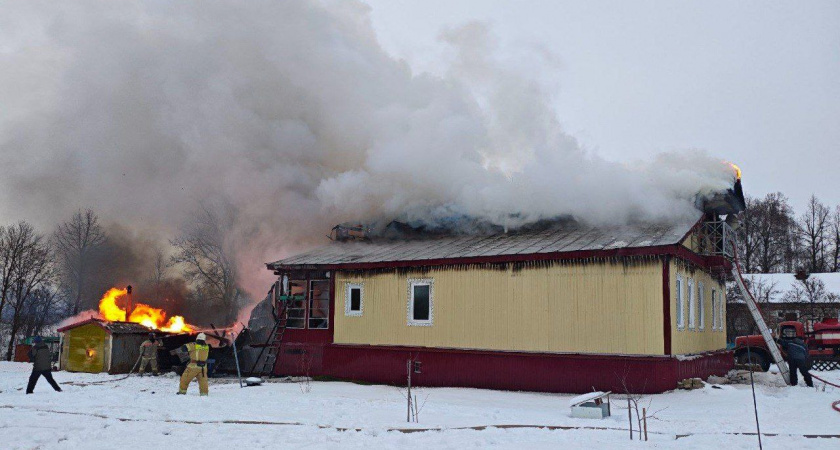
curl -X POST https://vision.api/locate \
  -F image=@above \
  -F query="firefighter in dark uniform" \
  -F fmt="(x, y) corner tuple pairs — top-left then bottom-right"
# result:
(139, 333), (160, 376)
(779, 327), (813, 387)
(177, 333), (210, 396)
(26, 336), (62, 394)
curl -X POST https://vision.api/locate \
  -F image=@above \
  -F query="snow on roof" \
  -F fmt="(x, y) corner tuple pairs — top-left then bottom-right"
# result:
(740, 273), (840, 303)
(269, 220), (698, 269)
(569, 391), (611, 407)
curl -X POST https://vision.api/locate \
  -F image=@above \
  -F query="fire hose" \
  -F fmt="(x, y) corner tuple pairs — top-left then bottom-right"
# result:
(731, 240), (840, 414)
(68, 355), (143, 386)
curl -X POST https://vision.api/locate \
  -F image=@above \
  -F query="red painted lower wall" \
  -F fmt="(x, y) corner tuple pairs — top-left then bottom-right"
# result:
(276, 343), (733, 394)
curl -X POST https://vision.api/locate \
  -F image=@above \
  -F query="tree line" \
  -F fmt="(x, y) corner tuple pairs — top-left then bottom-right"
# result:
(727, 193), (840, 337)
(737, 193), (840, 274)
(0, 206), (245, 360)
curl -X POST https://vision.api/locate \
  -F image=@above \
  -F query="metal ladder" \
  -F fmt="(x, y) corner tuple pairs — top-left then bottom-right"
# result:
(248, 293), (293, 377)
(730, 243), (791, 385)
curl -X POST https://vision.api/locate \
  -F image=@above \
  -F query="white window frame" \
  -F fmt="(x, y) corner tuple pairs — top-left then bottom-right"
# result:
(407, 278), (434, 326)
(688, 278), (696, 330)
(719, 284), (726, 331)
(344, 282), (364, 317)
(712, 288), (719, 330)
(698, 281), (705, 331)
(676, 275), (685, 330)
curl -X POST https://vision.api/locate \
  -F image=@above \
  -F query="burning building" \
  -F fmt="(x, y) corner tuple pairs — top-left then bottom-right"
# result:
(57, 286), (199, 374)
(258, 171), (746, 394)
(57, 319), (153, 374)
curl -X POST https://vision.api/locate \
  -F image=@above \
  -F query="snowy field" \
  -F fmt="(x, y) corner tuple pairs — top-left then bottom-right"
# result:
(1, 362), (838, 449)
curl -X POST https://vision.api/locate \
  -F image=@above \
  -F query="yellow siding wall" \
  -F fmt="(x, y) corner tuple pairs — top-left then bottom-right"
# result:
(334, 261), (666, 355)
(61, 324), (108, 373)
(670, 260), (728, 354)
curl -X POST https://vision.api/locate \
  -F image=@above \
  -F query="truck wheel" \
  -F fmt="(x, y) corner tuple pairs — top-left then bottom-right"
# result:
(737, 350), (770, 372)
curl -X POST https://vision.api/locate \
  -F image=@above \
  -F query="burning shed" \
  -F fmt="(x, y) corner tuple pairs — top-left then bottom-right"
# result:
(57, 319), (154, 374)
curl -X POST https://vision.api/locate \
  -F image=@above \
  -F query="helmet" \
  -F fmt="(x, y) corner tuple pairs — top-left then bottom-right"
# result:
(196, 332), (207, 342)
(33, 336), (43, 344)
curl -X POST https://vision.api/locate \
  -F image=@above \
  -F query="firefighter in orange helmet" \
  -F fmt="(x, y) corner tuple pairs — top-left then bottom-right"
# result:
(177, 333), (210, 396)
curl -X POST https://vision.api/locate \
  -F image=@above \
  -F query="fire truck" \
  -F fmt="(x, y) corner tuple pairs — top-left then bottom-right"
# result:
(734, 318), (840, 372)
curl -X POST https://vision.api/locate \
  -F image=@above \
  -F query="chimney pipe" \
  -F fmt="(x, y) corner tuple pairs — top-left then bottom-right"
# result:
(126, 285), (133, 320)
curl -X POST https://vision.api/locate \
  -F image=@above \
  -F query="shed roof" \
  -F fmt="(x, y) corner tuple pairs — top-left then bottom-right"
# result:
(269, 218), (700, 270)
(57, 318), (153, 334)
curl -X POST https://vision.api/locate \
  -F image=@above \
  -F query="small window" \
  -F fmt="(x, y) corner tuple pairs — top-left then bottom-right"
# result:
(688, 278), (696, 330)
(698, 282), (705, 331)
(711, 289), (719, 330)
(286, 280), (307, 329)
(676, 275), (685, 330)
(408, 279), (433, 326)
(345, 283), (363, 316)
(719, 284), (726, 330)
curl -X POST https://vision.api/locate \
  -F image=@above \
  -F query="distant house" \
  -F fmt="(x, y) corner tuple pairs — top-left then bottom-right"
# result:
(727, 273), (840, 338)
(265, 215), (736, 394)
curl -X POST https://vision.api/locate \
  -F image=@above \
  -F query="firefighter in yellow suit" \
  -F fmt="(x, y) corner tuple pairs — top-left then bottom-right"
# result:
(177, 333), (210, 396)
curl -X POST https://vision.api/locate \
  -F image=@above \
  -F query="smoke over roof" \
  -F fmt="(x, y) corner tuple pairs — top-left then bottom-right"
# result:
(0, 1), (736, 296)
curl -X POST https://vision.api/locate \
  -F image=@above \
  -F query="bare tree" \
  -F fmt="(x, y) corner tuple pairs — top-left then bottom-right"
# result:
(1, 222), (54, 360)
(784, 277), (840, 325)
(798, 195), (830, 273)
(737, 196), (761, 273)
(170, 204), (242, 323)
(0, 224), (28, 324)
(830, 206), (840, 273)
(54, 209), (105, 315)
(737, 193), (797, 273)
(147, 248), (168, 304)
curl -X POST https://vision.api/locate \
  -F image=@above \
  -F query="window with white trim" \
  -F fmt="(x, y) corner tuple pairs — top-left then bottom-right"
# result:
(408, 279), (433, 326)
(719, 284), (726, 331)
(345, 282), (363, 316)
(688, 278), (696, 330)
(712, 288), (719, 330)
(676, 275), (685, 330)
(698, 281), (705, 330)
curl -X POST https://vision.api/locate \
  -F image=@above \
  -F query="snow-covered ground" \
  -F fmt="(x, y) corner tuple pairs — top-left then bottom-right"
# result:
(1, 362), (838, 449)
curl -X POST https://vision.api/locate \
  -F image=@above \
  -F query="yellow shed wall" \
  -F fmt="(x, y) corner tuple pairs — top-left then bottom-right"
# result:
(334, 260), (666, 355)
(62, 324), (108, 373)
(669, 260), (728, 354)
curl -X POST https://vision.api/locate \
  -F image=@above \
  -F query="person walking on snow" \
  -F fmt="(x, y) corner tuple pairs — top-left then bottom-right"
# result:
(26, 336), (62, 394)
(177, 332), (209, 396)
(779, 329), (813, 387)
(139, 332), (160, 376)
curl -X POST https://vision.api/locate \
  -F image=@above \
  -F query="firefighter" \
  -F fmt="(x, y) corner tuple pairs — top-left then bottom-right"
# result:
(779, 328), (813, 387)
(26, 336), (62, 394)
(177, 332), (210, 396)
(139, 333), (160, 376)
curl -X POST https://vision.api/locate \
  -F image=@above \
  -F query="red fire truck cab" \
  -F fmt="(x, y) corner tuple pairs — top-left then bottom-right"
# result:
(734, 318), (840, 371)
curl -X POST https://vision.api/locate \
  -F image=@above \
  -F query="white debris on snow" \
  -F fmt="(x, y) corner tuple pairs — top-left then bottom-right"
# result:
(1, 362), (839, 449)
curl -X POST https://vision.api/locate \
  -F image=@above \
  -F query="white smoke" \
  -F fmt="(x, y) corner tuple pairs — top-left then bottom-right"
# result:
(0, 0), (735, 297)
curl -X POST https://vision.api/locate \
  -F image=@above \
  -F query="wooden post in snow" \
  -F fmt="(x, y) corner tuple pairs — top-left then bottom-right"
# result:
(643, 407), (648, 441)
(407, 359), (412, 423)
(628, 398), (633, 440)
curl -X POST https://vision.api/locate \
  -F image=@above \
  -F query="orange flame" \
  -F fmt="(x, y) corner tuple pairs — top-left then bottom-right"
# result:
(97, 287), (195, 333)
(727, 162), (742, 180)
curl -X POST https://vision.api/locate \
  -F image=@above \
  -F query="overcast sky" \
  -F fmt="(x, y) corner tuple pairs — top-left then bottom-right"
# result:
(365, 0), (840, 212)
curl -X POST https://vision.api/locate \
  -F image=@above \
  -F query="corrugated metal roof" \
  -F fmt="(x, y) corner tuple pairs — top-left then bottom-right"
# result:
(57, 318), (153, 334)
(269, 219), (699, 269)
